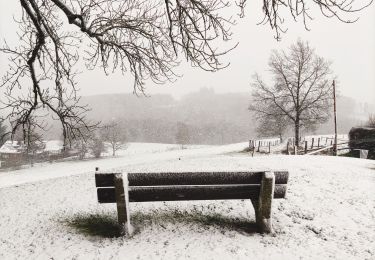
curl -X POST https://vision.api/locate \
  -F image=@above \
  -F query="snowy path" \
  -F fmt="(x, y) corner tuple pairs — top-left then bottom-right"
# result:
(0, 142), (248, 188)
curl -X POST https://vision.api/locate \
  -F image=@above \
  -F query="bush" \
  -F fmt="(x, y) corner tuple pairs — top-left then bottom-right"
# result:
(348, 127), (375, 159)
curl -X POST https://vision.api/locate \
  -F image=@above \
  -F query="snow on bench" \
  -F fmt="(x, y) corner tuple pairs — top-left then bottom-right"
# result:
(94, 168), (289, 235)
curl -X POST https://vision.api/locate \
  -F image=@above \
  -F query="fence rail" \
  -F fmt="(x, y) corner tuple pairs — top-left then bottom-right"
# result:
(248, 138), (281, 154)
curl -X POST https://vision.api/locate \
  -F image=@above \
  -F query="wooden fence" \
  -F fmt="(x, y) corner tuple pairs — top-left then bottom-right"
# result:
(249, 138), (281, 154)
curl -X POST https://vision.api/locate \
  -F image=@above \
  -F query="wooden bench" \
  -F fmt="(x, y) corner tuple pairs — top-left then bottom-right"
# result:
(95, 168), (289, 235)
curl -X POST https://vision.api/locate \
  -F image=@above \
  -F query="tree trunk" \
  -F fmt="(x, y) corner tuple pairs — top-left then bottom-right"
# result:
(112, 143), (116, 156)
(294, 121), (300, 150)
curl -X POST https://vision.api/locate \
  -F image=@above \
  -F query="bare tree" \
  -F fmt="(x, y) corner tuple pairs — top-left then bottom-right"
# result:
(18, 118), (45, 165)
(0, 0), (371, 145)
(88, 132), (105, 158)
(254, 106), (289, 142)
(0, 120), (8, 146)
(71, 128), (91, 159)
(249, 40), (334, 145)
(102, 123), (126, 156)
(72, 139), (88, 160)
(365, 114), (375, 128)
(176, 122), (190, 149)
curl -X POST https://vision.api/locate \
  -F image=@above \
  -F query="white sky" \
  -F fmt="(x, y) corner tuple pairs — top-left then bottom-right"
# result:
(1, 1), (374, 104)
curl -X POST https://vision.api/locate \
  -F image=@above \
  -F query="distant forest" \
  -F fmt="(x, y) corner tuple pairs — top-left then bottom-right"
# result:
(41, 88), (373, 145)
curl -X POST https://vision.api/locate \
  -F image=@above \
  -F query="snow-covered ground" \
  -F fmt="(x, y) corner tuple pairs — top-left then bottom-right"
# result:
(0, 142), (245, 189)
(0, 142), (374, 259)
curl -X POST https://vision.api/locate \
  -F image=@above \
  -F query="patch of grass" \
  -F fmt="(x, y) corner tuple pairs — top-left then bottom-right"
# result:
(65, 208), (258, 239)
(66, 213), (122, 238)
(240, 147), (253, 153)
(131, 209), (258, 234)
(339, 150), (358, 158)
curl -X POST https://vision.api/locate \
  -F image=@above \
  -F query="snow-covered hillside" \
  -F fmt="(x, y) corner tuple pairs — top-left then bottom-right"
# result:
(0, 142), (374, 259)
(0, 142), (246, 188)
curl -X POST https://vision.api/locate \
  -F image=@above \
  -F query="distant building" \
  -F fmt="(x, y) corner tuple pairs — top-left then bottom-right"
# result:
(0, 140), (26, 167)
(43, 140), (64, 160)
(44, 140), (64, 155)
(0, 140), (67, 167)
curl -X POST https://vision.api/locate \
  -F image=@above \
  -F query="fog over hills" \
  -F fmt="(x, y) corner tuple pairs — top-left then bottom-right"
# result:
(40, 88), (374, 144)
(82, 88), (254, 144)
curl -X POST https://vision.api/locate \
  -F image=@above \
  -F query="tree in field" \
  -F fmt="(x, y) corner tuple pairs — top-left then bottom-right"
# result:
(102, 123), (126, 156)
(20, 119), (45, 165)
(365, 114), (375, 128)
(249, 40), (334, 145)
(254, 104), (289, 142)
(0, 120), (8, 146)
(26, 131), (44, 166)
(70, 126), (95, 159)
(0, 0), (371, 145)
(176, 122), (190, 149)
(72, 139), (87, 160)
(88, 132), (105, 158)
(71, 135), (89, 160)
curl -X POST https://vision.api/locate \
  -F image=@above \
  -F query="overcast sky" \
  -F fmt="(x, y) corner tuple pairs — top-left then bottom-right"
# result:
(1, 1), (374, 105)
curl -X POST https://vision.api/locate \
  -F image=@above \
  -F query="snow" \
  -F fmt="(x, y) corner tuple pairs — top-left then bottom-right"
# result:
(44, 140), (64, 152)
(0, 140), (25, 154)
(0, 142), (374, 259)
(251, 137), (281, 143)
(0, 142), (245, 188)
(303, 134), (348, 140)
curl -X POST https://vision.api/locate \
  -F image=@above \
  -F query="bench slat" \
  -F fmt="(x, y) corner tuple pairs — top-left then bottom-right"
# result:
(95, 171), (289, 187)
(97, 184), (287, 203)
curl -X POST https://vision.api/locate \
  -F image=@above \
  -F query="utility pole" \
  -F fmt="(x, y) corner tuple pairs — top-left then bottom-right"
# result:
(333, 80), (338, 156)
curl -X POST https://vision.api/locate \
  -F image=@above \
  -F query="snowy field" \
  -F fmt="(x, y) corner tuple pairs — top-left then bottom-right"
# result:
(0, 142), (374, 259)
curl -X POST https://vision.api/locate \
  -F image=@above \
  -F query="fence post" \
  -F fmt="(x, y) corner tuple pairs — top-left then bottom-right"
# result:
(286, 141), (289, 154)
(317, 138), (320, 148)
(311, 138), (314, 149)
(268, 142), (271, 154)
(257, 141), (261, 152)
(304, 141), (308, 154)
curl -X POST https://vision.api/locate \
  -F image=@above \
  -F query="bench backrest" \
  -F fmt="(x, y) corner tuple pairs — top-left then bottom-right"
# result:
(95, 171), (289, 203)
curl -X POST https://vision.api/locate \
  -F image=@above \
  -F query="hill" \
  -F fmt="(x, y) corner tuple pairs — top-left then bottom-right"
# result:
(41, 89), (374, 144)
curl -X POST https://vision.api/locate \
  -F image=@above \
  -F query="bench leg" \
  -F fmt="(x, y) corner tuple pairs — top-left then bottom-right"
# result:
(250, 199), (260, 227)
(114, 173), (134, 235)
(251, 171), (275, 233)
